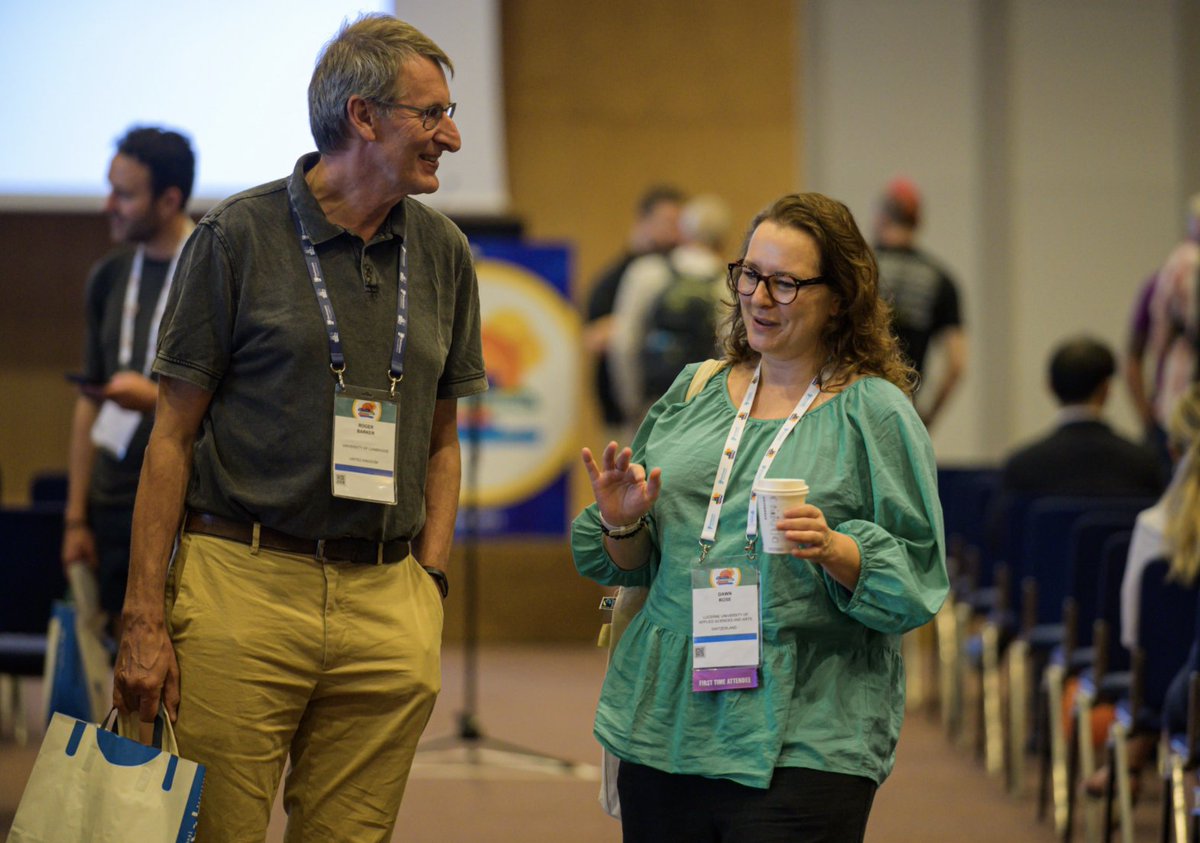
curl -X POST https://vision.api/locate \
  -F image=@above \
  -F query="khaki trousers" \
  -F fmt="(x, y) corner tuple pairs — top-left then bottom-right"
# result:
(166, 533), (443, 842)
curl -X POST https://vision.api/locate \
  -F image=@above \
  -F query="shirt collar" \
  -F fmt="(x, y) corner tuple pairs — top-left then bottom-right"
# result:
(287, 153), (407, 245)
(1055, 405), (1104, 427)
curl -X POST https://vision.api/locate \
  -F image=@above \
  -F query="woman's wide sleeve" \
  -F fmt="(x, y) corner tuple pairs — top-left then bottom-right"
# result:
(823, 392), (949, 634)
(570, 364), (699, 588)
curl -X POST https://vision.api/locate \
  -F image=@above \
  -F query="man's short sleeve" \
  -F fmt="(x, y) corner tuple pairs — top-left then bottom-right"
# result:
(80, 259), (115, 383)
(933, 274), (963, 333)
(153, 222), (234, 392)
(435, 228), (487, 399)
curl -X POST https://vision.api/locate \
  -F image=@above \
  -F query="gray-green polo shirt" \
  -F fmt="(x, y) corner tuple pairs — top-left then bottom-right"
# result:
(154, 153), (487, 542)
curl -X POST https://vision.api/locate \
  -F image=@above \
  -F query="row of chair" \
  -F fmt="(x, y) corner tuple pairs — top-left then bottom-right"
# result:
(0, 473), (70, 743)
(934, 465), (1200, 842)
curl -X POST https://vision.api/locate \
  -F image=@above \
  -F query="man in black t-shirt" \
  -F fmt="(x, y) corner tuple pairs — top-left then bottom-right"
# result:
(873, 177), (967, 428)
(62, 126), (196, 635)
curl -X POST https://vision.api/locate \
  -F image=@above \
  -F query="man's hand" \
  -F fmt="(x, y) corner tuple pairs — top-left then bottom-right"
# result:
(60, 523), (98, 574)
(113, 612), (180, 725)
(104, 372), (159, 414)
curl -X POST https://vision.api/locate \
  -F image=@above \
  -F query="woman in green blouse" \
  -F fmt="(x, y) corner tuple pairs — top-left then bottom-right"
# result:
(573, 193), (949, 842)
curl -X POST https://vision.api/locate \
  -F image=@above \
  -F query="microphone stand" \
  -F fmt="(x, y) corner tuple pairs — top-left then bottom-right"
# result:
(415, 392), (596, 779)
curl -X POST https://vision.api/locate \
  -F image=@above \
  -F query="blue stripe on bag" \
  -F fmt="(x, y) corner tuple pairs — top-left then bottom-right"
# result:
(65, 719), (86, 756)
(175, 764), (206, 843)
(163, 754), (178, 790)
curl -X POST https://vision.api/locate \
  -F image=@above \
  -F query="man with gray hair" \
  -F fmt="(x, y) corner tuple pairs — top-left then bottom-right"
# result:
(113, 14), (486, 840)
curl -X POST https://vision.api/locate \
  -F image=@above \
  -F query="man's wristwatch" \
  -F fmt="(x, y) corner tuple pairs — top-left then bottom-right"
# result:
(422, 565), (449, 599)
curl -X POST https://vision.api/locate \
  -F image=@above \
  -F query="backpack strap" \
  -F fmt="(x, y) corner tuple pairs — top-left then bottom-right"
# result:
(685, 358), (728, 401)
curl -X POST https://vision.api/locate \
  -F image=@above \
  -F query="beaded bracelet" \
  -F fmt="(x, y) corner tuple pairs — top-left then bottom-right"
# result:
(600, 514), (647, 540)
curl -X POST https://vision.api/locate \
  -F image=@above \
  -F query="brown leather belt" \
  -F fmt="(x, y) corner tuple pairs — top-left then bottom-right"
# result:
(183, 511), (411, 565)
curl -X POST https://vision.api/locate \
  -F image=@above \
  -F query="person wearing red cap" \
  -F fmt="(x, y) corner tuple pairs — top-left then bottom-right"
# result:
(873, 177), (966, 428)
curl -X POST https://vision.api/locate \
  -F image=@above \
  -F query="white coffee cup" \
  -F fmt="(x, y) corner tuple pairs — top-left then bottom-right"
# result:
(754, 478), (810, 554)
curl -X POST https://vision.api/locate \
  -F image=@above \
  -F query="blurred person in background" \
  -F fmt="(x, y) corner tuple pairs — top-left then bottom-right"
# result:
(1085, 383), (1200, 798)
(585, 185), (685, 439)
(873, 176), (966, 428)
(62, 126), (196, 640)
(607, 193), (732, 433)
(1123, 192), (1200, 473)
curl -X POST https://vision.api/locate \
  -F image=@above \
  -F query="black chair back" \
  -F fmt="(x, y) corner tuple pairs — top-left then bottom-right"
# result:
(29, 471), (68, 507)
(1094, 530), (1133, 675)
(939, 465), (999, 548)
(1019, 496), (1152, 627)
(979, 491), (1037, 614)
(1134, 557), (1198, 719)
(1066, 512), (1143, 648)
(0, 506), (67, 676)
(938, 467), (1000, 590)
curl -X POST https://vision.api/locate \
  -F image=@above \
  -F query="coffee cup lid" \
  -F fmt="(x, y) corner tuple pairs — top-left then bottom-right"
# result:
(753, 478), (809, 494)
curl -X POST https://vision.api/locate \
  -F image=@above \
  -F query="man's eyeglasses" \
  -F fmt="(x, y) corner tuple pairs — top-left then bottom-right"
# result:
(728, 260), (826, 305)
(373, 100), (457, 130)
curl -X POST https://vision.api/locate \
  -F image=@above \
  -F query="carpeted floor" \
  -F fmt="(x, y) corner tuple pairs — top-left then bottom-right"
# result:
(0, 644), (1170, 841)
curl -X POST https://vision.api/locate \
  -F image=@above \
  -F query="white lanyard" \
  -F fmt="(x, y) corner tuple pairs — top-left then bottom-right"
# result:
(117, 224), (193, 374)
(699, 361), (821, 561)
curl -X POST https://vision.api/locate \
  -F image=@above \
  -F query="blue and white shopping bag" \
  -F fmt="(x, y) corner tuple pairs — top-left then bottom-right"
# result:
(9, 711), (205, 842)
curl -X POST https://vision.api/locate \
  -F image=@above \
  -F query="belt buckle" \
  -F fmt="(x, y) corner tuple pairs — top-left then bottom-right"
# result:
(314, 539), (326, 562)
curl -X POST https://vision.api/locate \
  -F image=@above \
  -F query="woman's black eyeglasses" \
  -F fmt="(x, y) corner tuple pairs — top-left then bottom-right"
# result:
(728, 260), (826, 305)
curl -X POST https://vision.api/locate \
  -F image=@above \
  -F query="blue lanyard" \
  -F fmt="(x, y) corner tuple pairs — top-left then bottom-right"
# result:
(289, 188), (410, 396)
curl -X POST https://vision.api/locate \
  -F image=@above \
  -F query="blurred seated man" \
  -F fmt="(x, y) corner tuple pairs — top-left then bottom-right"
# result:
(988, 336), (1165, 556)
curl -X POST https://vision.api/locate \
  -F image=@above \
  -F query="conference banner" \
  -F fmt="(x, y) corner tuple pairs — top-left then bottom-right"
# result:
(458, 241), (579, 536)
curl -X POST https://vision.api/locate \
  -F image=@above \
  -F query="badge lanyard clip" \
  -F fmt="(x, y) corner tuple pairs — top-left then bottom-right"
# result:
(289, 180), (409, 390)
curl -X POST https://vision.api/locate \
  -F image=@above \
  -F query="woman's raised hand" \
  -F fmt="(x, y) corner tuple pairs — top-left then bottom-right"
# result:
(581, 442), (662, 527)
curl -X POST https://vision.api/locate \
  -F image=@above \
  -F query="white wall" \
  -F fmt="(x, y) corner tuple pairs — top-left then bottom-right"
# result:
(802, 0), (1192, 464)
(0, 0), (507, 214)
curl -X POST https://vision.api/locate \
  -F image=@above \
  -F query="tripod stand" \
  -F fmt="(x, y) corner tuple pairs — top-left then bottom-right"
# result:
(414, 393), (598, 780)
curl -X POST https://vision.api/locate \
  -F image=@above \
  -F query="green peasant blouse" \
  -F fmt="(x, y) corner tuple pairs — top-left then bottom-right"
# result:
(571, 362), (948, 789)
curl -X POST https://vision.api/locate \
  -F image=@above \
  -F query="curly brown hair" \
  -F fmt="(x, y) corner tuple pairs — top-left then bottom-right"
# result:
(720, 192), (918, 395)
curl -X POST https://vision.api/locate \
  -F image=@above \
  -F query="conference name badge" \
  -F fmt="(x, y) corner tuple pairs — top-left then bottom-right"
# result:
(691, 562), (760, 692)
(90, 400), (142, 460)
(330, 385), (398, 504)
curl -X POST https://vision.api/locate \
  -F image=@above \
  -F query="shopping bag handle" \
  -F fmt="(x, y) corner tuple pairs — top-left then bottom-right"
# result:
(103, 706), (181, 754)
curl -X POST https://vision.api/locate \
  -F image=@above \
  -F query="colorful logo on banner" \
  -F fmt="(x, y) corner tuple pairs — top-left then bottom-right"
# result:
(457, 244), (578, 534)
